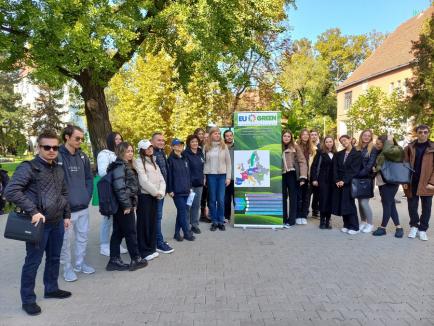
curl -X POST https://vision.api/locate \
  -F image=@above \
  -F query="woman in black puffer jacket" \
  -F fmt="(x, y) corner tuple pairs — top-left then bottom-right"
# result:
(106, 142), (147, 272)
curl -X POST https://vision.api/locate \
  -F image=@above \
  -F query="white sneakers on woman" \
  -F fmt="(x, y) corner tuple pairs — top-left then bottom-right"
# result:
(408, 227), (418, 238)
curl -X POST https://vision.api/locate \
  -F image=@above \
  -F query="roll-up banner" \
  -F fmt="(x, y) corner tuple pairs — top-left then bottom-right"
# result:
(233, 111), (283, 228)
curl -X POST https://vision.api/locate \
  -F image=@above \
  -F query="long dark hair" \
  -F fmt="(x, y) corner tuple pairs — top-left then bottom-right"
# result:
(106, 132), (122, 152)
(282, 129), (294, 150)
(139, 148), (156, 172)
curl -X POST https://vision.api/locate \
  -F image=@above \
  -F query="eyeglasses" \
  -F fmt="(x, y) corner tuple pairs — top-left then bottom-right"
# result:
(74, 137), (84, 142)
(417, 130), (429, 135)
(40, 145), (59, 152)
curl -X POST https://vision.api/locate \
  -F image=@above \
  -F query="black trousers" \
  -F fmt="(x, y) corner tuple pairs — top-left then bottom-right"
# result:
(110, 207), (140, 260)
(408, 187), (433, 232)
(311, 186), (319, 214)
(343, 213), (359, 231)
(297, 183), (311, 219)
(224, 180), (234, 219)
(136, 194), (157, 258)
(379, 184), (400, 227)
(282, 171), (298, 225)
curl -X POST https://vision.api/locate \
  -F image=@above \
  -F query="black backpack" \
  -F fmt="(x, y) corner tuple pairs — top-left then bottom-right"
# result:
(97, 169), (119, 216)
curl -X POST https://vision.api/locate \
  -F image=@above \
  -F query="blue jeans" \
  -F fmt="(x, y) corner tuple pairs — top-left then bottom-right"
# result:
(173, 195), (191, 236)
(189, 186), (203, 227)
(156, 198), (165, 246)
(207, 174), (226, 225)
(21, 220), (64, 304)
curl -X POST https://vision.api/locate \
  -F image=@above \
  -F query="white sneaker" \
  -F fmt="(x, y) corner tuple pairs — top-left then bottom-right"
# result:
(362, 224), (373, 233)
(301, 218), (307, 225)
(348, 230), (360, 235)
(408, 227), (418, 238)
(151, 252), (159, 259)
(63, 265), (78, 282)
(359, 223), (367, 232)
(74, 262), (96, 274)
(419, 231), (428, 241)
(341, 227), (349, 233)
(144, 254), (155, 261)
(100, 246), (110, 257)
(120, 245), (128, 254)
(296, 218), (302, 225)
(283, 223), (291, 229)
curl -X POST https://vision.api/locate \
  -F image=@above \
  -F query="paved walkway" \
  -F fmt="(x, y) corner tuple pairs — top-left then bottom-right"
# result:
(1, 190), (434, 326)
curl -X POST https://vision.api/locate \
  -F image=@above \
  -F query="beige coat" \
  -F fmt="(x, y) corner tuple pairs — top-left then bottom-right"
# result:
(204, 143), (232, 180)
(135, 156), (166, 197)
(282, 144), (308, 180)
(404, 141), (434, 198)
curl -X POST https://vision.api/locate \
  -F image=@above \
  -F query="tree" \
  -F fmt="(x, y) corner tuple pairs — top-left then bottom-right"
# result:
(406, 13), (434, 129)
(1, 0), (292, 156)
(0, 71), (28, 155)
(31, 84), (67, 134)
(347, 87), (408, 137)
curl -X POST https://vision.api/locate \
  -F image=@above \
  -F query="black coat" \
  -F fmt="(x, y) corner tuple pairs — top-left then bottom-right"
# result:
(107, 158), (139, 209)
(331, 148), (362, 216)
(167, 152), (191, 195)
(311, 151), (335, 213)
(356, 146), (379, 178)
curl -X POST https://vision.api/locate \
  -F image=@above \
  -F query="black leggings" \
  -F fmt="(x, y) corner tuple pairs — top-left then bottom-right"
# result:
(282, 171), (298, 225)
(379, 184), (400, 227)
(111, 208), (140, 260)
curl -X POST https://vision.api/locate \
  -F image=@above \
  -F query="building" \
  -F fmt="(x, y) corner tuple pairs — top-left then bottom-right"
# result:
(336, 6), (434, 136)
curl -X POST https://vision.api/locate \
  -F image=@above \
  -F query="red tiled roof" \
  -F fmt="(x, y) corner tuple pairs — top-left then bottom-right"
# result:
(337, 6), (434, 91)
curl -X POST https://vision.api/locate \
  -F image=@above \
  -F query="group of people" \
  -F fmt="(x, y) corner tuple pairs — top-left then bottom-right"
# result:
(281, 125), (433, 240)
(3, 125), (234, 316)
(2, 123), (433, 317)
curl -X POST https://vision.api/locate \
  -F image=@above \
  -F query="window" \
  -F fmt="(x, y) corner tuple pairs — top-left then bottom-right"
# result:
(344, 91), (352, 111)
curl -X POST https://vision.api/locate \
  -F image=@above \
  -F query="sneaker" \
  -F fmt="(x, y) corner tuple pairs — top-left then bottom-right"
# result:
(283, 223), (291, 229)
(44, 289), (72, 299)
(296, 218), (302, 225)
(419, 231), (428, 241)
(22, 303), (41, 316)
(359, 223), (367, 232)
(348, 230), (360, 235)
(157, 242), (174, 254)
(174, 233), (183, 242)
(184, 234), (196, 241)
(100, 244), (110, 257)
(120, 245), (128, 254)
(218, 224), (226, 231)
(144, 254), (155, 261)
(151, 252), (159, 259)
(362, 224), (373, 233)
(191, 226), (201, 234)
(301, 218), (307, 225)
(395, 227), (404, 238)
(372, 227), (386, 236)
(63, 265), (78, 282)
(408, 227), (418, 238)
(341, 227), (349, 233)
(74, 262), (95, 274)
(106, 257), (129, 271)
(210, 224), (218, 231)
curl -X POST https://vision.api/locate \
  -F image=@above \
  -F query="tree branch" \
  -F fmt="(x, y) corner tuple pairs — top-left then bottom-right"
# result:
(0, 25), (27, 36)
(56, 65), (79, 80)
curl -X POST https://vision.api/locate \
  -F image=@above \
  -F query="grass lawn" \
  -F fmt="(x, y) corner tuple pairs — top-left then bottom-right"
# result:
(1, 161), (24, 176)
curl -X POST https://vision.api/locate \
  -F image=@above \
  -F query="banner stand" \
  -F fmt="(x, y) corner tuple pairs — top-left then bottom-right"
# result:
(233, 111), (283, 229)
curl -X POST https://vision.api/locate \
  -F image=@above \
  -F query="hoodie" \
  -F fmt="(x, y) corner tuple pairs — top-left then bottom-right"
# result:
(58, 145), (93, 212)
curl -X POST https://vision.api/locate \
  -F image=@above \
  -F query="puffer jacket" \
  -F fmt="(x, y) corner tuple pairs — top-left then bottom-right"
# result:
(4, 156), (71, 223)
(135, 156), (166, 197)
(107, 158), (139, 209)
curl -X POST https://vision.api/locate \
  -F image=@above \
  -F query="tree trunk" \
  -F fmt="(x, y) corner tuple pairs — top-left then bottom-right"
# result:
(76, 71), (112, 159)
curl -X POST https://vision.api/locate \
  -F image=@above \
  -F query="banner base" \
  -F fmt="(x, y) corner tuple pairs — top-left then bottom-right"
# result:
(234, 224), (283, 230)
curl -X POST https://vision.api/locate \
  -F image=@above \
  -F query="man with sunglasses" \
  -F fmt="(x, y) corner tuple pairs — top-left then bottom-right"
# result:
(58, 125), (94, 281)
(404, 125), (434, 241)
(4, 130), (72, 315)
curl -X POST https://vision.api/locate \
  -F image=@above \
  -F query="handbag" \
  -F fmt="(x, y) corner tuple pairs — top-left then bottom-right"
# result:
(4, 161), (45, 244)
(351, 178), (374, 199)
(380, 161), (413, 185)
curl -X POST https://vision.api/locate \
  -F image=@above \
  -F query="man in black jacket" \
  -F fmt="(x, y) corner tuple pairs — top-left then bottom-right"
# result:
(5, 130), (72, 316)
(58, 125), (94, 282)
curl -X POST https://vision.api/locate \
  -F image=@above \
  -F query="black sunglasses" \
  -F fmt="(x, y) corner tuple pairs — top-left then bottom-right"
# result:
(40, 145), (59, 152)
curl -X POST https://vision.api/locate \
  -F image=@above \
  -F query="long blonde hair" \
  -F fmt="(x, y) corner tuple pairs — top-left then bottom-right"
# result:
(356, 129), (374, 155)
(296, 128), (316, 156)
(204, 127), (226, 152)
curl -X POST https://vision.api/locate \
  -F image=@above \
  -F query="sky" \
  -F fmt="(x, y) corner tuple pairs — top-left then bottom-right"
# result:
(287, 0), (432, 42)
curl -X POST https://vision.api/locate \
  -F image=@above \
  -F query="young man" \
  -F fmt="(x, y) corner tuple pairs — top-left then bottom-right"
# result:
(5, 130), (72, 316)
(59, 125), (94, 281)
(404, 125), (434, 241)
(224, 130), (234, 222)
(310, 129), (321, 218)
(151, 132), (174, 254)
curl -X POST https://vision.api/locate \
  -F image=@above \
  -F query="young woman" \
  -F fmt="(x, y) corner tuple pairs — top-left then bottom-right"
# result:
(203, 127), (231, 231)
(106, 142), (147, 272)
(184, 134), (205, 234)
(332, 135), (362, 235)
(355, 129), (379, 233)
(135, 139), (166, 261)
(194, 128), (211, 223)
(167, 138), (195, 241)
(282, 130), (308, 228)
(296, 129), (317, 224)
(372, 135), (405, 238)
(96, 132), (128, 257)
(311, 136), (336, 229)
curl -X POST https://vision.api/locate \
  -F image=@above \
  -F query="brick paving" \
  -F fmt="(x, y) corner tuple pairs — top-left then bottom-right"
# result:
(1, 189), (434, 325)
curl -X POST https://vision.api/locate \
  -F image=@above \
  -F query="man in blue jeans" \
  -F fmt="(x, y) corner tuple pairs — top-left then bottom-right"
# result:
(151, 132), (174, 254)
(5, 130), (72, 316)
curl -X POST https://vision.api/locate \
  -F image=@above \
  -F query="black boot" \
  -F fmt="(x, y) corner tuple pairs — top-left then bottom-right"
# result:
(106, 257), (129, 271)
(129, 257), (148, 271)
(319, 216), (326, 229)
(325, 216), (332, 229)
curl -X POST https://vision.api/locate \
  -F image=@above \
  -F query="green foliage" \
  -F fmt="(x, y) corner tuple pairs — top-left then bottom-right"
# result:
(406, 13), (434, 130)
(347, 87), (408, 137)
